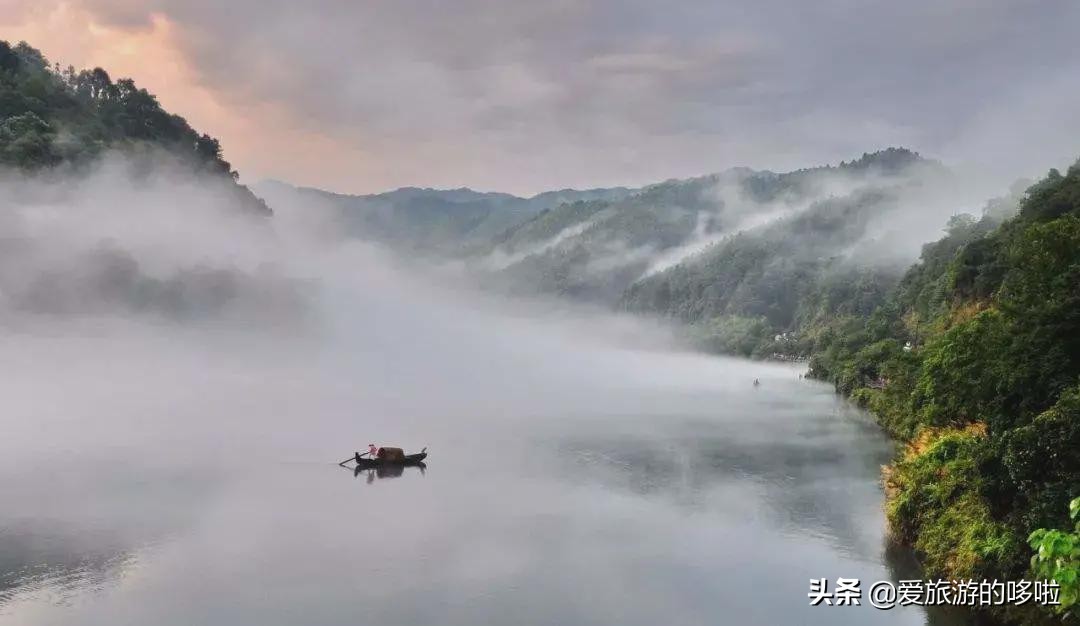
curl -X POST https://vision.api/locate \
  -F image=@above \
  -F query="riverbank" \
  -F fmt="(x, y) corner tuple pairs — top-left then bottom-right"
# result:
(675, 164), (1080, 625)
(845, 387), (1073, 626)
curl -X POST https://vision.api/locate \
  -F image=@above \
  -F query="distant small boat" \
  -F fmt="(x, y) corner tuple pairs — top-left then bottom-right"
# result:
(340, 446), (428, 468)
(352, 451), (428, 468)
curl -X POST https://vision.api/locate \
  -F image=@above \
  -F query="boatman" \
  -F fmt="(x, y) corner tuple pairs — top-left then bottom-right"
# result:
(368, 443), (379, 458)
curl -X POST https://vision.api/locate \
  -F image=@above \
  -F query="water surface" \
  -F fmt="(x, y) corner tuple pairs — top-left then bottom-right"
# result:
(0, 323), (973, 625)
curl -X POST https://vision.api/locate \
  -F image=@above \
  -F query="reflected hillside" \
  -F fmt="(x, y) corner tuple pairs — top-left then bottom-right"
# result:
(546, 383), (895, 563)
(352, 463), (428, 483)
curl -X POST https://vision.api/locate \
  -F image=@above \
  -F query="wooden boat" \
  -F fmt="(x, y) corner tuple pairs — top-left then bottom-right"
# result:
(352, 451), (427, 468)
(341, 446), (428, 469)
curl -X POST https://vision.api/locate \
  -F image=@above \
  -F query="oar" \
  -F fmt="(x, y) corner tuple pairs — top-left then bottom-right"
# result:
(338, 451), (370, 466)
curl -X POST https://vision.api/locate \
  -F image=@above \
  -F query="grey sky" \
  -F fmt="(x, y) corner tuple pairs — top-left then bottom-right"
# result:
(5, 0), (1080, 194)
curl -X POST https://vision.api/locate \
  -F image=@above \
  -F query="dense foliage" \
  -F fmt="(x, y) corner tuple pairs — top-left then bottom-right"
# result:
(1029, 496), (1080, 612)
(0, 40), (268, 213)
(621, 187), (910, 355)
(812, 164), (1080, 623)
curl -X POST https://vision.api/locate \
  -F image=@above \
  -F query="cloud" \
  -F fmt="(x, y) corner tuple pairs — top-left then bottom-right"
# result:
(483, 216), (602, 270)
(0, 152), (307, 322)
(2, 1), (1079, 194)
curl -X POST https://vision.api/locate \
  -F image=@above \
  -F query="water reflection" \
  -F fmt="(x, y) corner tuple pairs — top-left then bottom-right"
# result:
(0, 523), (138, 614)
(0, 368), (979, 625)
(352, 462), (427, 483)
(881, 540), (996, 626)
(548, 403), (895, 563)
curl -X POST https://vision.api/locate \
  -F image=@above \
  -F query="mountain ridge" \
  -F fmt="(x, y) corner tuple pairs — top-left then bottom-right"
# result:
(253, 178), (637, 255)
(472, 148), (945, 304)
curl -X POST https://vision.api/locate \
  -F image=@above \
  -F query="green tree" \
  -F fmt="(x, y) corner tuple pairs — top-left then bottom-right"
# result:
(1029, 496), (1080, 611)
(913, 308), (1011, 429)
(0, 111), (57, 167)
(0, 39), (268, 213)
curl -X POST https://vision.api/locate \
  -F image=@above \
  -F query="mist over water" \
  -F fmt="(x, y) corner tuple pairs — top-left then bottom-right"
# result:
(0, 161), (968, 625)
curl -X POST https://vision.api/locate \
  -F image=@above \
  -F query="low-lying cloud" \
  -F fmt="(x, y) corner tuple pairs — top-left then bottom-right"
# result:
(0, 154), (306, 324)
(0, 154), (739, 459)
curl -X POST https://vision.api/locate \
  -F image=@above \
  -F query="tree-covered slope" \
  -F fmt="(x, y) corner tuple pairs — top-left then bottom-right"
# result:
(809, 163), (1080, 623)
(255, 179), (633, 255)
(607, 150), (957, 355)
(622, 188), (904, 325)
(0, 40), (268, 214)
(475, 148), (939, 305)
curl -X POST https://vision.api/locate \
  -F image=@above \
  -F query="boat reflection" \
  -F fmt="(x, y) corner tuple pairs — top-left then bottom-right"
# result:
(351, 462), (427, 484)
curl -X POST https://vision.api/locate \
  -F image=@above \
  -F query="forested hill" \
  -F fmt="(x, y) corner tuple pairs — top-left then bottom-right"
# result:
(618, 161), (1017, 358)
(0, 40), (269, 214)
(254, 180), (633, 255)
(803, 163), (1080, 622)
(472, 148), (944, 305)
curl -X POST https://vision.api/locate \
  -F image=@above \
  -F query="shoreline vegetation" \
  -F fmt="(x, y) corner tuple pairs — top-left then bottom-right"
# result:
(752, 167), (1080, 624)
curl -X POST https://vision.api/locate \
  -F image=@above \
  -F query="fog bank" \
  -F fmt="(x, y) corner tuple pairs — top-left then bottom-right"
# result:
(0, 155), (783, 470)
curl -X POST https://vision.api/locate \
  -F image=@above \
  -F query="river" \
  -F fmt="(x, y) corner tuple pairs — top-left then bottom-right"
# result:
(0, 303), (981, 626)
